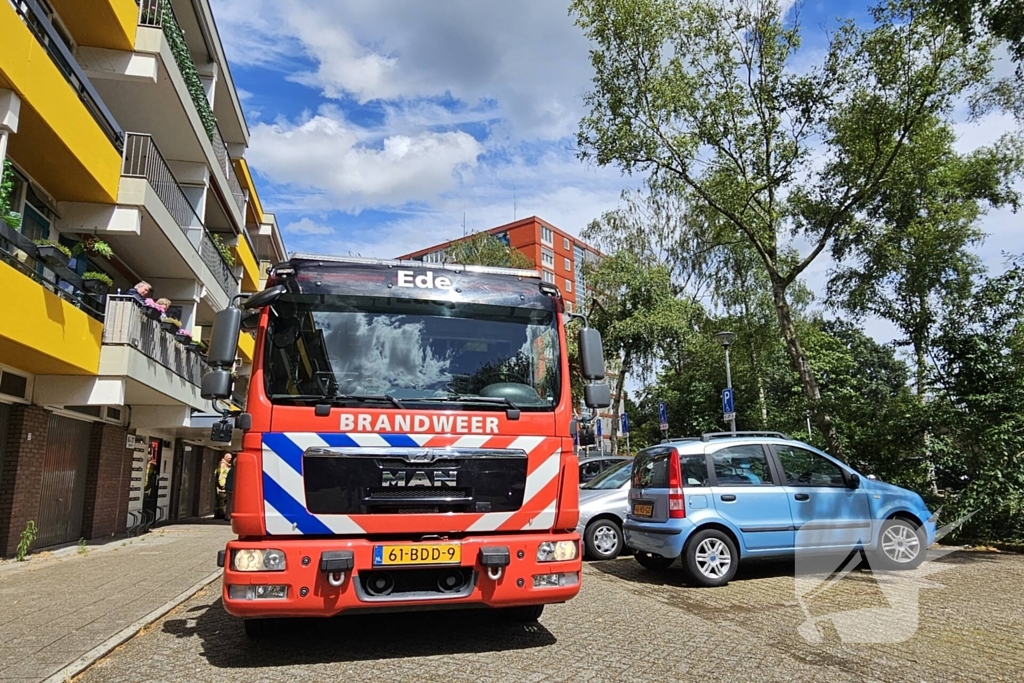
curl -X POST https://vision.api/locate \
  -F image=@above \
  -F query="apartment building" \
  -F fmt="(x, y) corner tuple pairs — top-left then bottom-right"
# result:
(0, 0), (283, 555)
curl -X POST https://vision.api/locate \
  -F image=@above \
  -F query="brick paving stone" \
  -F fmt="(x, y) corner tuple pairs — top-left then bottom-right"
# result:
(0, 523), (231, 682)
(76, 547), (1024, 682)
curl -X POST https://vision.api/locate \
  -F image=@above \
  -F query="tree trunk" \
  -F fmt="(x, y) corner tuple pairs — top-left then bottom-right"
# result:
(609, 350), (630, 456)
(914, 341), (928, 401)
(741, 299), (769, 427)
(769, 279), (844, 457)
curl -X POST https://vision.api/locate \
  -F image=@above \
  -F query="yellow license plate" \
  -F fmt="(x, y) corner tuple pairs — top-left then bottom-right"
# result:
(633, 503), (654, 518)
(372, 543), (461, 566)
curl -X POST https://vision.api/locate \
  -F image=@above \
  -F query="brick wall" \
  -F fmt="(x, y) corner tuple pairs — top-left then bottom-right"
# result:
(81, 423), (133, 540)
(0, 405), (50, 557)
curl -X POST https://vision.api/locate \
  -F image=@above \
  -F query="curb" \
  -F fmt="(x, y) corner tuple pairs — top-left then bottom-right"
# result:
(43, 569), (223, 683)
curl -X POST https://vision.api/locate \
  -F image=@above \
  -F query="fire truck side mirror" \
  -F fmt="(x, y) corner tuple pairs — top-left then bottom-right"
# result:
(578, 328), (606, 380)
(584, 383), (611, 409)
(207, 307), (242, 368)
(201, 369), (233, 401)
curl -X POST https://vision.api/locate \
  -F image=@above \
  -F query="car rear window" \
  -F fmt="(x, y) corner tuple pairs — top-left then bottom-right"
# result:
(632, 448), (709, 488)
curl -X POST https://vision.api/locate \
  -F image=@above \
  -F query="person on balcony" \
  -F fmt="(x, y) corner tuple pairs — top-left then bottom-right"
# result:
(127, 281), (152, 306)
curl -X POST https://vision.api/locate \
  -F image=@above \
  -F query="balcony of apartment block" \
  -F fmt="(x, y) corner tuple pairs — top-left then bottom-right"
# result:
(75, 0), (250, 238)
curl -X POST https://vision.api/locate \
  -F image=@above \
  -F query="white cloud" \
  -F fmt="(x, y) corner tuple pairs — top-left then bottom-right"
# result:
(247, 107), (483, 211)
(212, 0), (594, 140)
(283, 217), (334, 235)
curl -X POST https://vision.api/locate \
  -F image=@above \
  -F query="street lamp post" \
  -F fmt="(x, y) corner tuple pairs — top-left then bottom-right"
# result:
(714, 331), (737, 436)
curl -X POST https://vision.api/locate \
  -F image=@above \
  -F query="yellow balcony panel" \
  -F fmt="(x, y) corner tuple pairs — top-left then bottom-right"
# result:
(234, 235), (259, 293)
(237, 331), (255, 363)
(49, 0), (137, 51)
(0, 260), (102, 376)
(236, 159), (265, 226)
(0, 2), (121, 204)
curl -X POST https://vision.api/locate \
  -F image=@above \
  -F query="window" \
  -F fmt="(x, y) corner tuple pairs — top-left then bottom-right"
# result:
(565, 301), (573, 313)
(565, 279), (572, 293)
(541, 248), (554, 268)
(773, 445), (846, 486)
(580, 460), (604, 482)
(564, 257), (571, 271)
(564, 237), (571, 250)
(632, 449), (709, 488)
(711, 445), (774, 486)
(541, 225), (553, 245)
(542, 270), (555, 283)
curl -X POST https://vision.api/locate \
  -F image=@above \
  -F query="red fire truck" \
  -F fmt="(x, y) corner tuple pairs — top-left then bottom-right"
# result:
(201, 255), (610, 636)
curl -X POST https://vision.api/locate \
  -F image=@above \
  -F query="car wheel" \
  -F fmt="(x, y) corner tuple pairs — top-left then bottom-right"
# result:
(499, 604), (544, 622)
(243, 618), (277, 639)
(684, 529), (739, 587)
(873, 518), (926, 570)
(634, 550), (675, 570)
(585, 519), (624, 560)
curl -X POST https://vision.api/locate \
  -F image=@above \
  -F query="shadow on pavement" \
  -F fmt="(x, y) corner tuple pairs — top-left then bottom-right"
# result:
(589, 544), (998, 587)
(163, 599), (557, 667)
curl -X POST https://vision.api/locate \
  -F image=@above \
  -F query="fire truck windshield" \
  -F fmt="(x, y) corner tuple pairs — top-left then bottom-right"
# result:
(265, 294), (562, 410)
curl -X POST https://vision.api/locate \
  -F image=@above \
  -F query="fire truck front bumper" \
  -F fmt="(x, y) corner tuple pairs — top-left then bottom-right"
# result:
(219, 532), (582, 618)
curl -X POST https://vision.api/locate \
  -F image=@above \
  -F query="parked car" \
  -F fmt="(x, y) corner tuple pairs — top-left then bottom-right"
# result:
(579, 456), (629, 484)
(624, 432), (937, 587)
(577, 460), (632, 560)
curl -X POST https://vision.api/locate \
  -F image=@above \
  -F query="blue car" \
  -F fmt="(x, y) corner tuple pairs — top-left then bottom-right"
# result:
(624, 432), (937, 587)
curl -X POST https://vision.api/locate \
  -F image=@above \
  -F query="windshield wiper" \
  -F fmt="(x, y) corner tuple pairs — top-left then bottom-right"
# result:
(413, 394), (521, 419)
(270, 393), (405, 409)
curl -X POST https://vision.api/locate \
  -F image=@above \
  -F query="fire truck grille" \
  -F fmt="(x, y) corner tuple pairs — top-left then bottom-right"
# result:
(367, 488), (471, 500)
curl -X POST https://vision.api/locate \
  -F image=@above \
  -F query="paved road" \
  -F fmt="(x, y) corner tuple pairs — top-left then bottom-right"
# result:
(0, 523), (232, 682)
(79, 548), (1024, 682)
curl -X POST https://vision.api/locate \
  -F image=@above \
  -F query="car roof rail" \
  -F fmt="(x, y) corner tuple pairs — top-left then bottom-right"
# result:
(659, 437), (701, 444)
(699, 431), (791, 442)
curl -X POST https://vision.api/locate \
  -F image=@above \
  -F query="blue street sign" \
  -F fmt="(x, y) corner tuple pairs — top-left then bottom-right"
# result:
(596, 417), (603, 437)
(658, 402), (668, 431)
(722, 388), (735, 416)
(620, 412), (629, 434)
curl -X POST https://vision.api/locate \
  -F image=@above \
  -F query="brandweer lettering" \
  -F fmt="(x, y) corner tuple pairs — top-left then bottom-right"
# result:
(340, 413), (500, 434)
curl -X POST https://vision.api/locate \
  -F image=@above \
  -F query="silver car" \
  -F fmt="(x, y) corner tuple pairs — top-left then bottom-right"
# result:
(577, 460), (632, 560)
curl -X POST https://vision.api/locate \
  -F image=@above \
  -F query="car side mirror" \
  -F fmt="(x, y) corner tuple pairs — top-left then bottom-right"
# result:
(846, 473), (860, 489)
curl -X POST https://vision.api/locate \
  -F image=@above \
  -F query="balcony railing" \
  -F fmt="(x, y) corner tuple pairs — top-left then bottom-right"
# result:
(0, 222), (105, 321)
(102, 295), (205, 386)
(211, 123), (247, 216)
(11, 0), (124, 151)
(122, 133), (239, 296)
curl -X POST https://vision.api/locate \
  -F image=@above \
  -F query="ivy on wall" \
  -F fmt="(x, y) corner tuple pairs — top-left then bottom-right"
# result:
(159, 0), (217, 141)
(211, 233), (237, 267)
(0, 160), (22, 229)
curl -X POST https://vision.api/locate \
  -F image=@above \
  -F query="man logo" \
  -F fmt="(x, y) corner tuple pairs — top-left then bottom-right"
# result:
(381, 470), (458, 487)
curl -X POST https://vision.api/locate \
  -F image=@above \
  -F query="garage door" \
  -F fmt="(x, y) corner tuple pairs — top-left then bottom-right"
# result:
(36, 414), (92, 548)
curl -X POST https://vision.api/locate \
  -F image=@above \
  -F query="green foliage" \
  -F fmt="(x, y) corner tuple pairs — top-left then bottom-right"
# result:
(0, 160), (22, 229)
(83, 271), (113, 287)
(77, 538), (88, 555)
(73, 236), (115, 260)
(211, 233), (237, 267)
(162, 317), (183, 327)
(16, 520), (37, 562)
(444, 232), (535, 269)
(159, 0), (217, 141)
(926, 0), (1024, 70)
(571, 0), (1000, 457)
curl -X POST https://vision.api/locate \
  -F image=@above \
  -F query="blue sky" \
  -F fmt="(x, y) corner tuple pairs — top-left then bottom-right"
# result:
(211, 0), (1020, 341)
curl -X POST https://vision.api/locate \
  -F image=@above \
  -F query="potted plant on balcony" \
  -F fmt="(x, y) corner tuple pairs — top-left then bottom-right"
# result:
(142, 298), (165, 321)
(190, 338), (208, 356)
(73, 236), (115, 260)
(211, 233), (237, 267)
(174, 328), (192, 346)
(33, 240), (71, 269)
(82, 271), (113, 296)
(160, 316), (181, 334)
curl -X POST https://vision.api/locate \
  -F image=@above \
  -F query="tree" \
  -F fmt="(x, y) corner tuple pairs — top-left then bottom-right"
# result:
(829, 117), (1024, 397)
(444, 232), (535, 269)
(571, 0), (999, 457)
(585, 249), (702, 453)
(926, 0), (1024, 70)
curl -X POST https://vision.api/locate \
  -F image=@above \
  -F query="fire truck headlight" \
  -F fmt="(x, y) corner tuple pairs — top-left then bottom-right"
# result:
(232, 549), (287, 572)
(536, 541), (578, 563)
